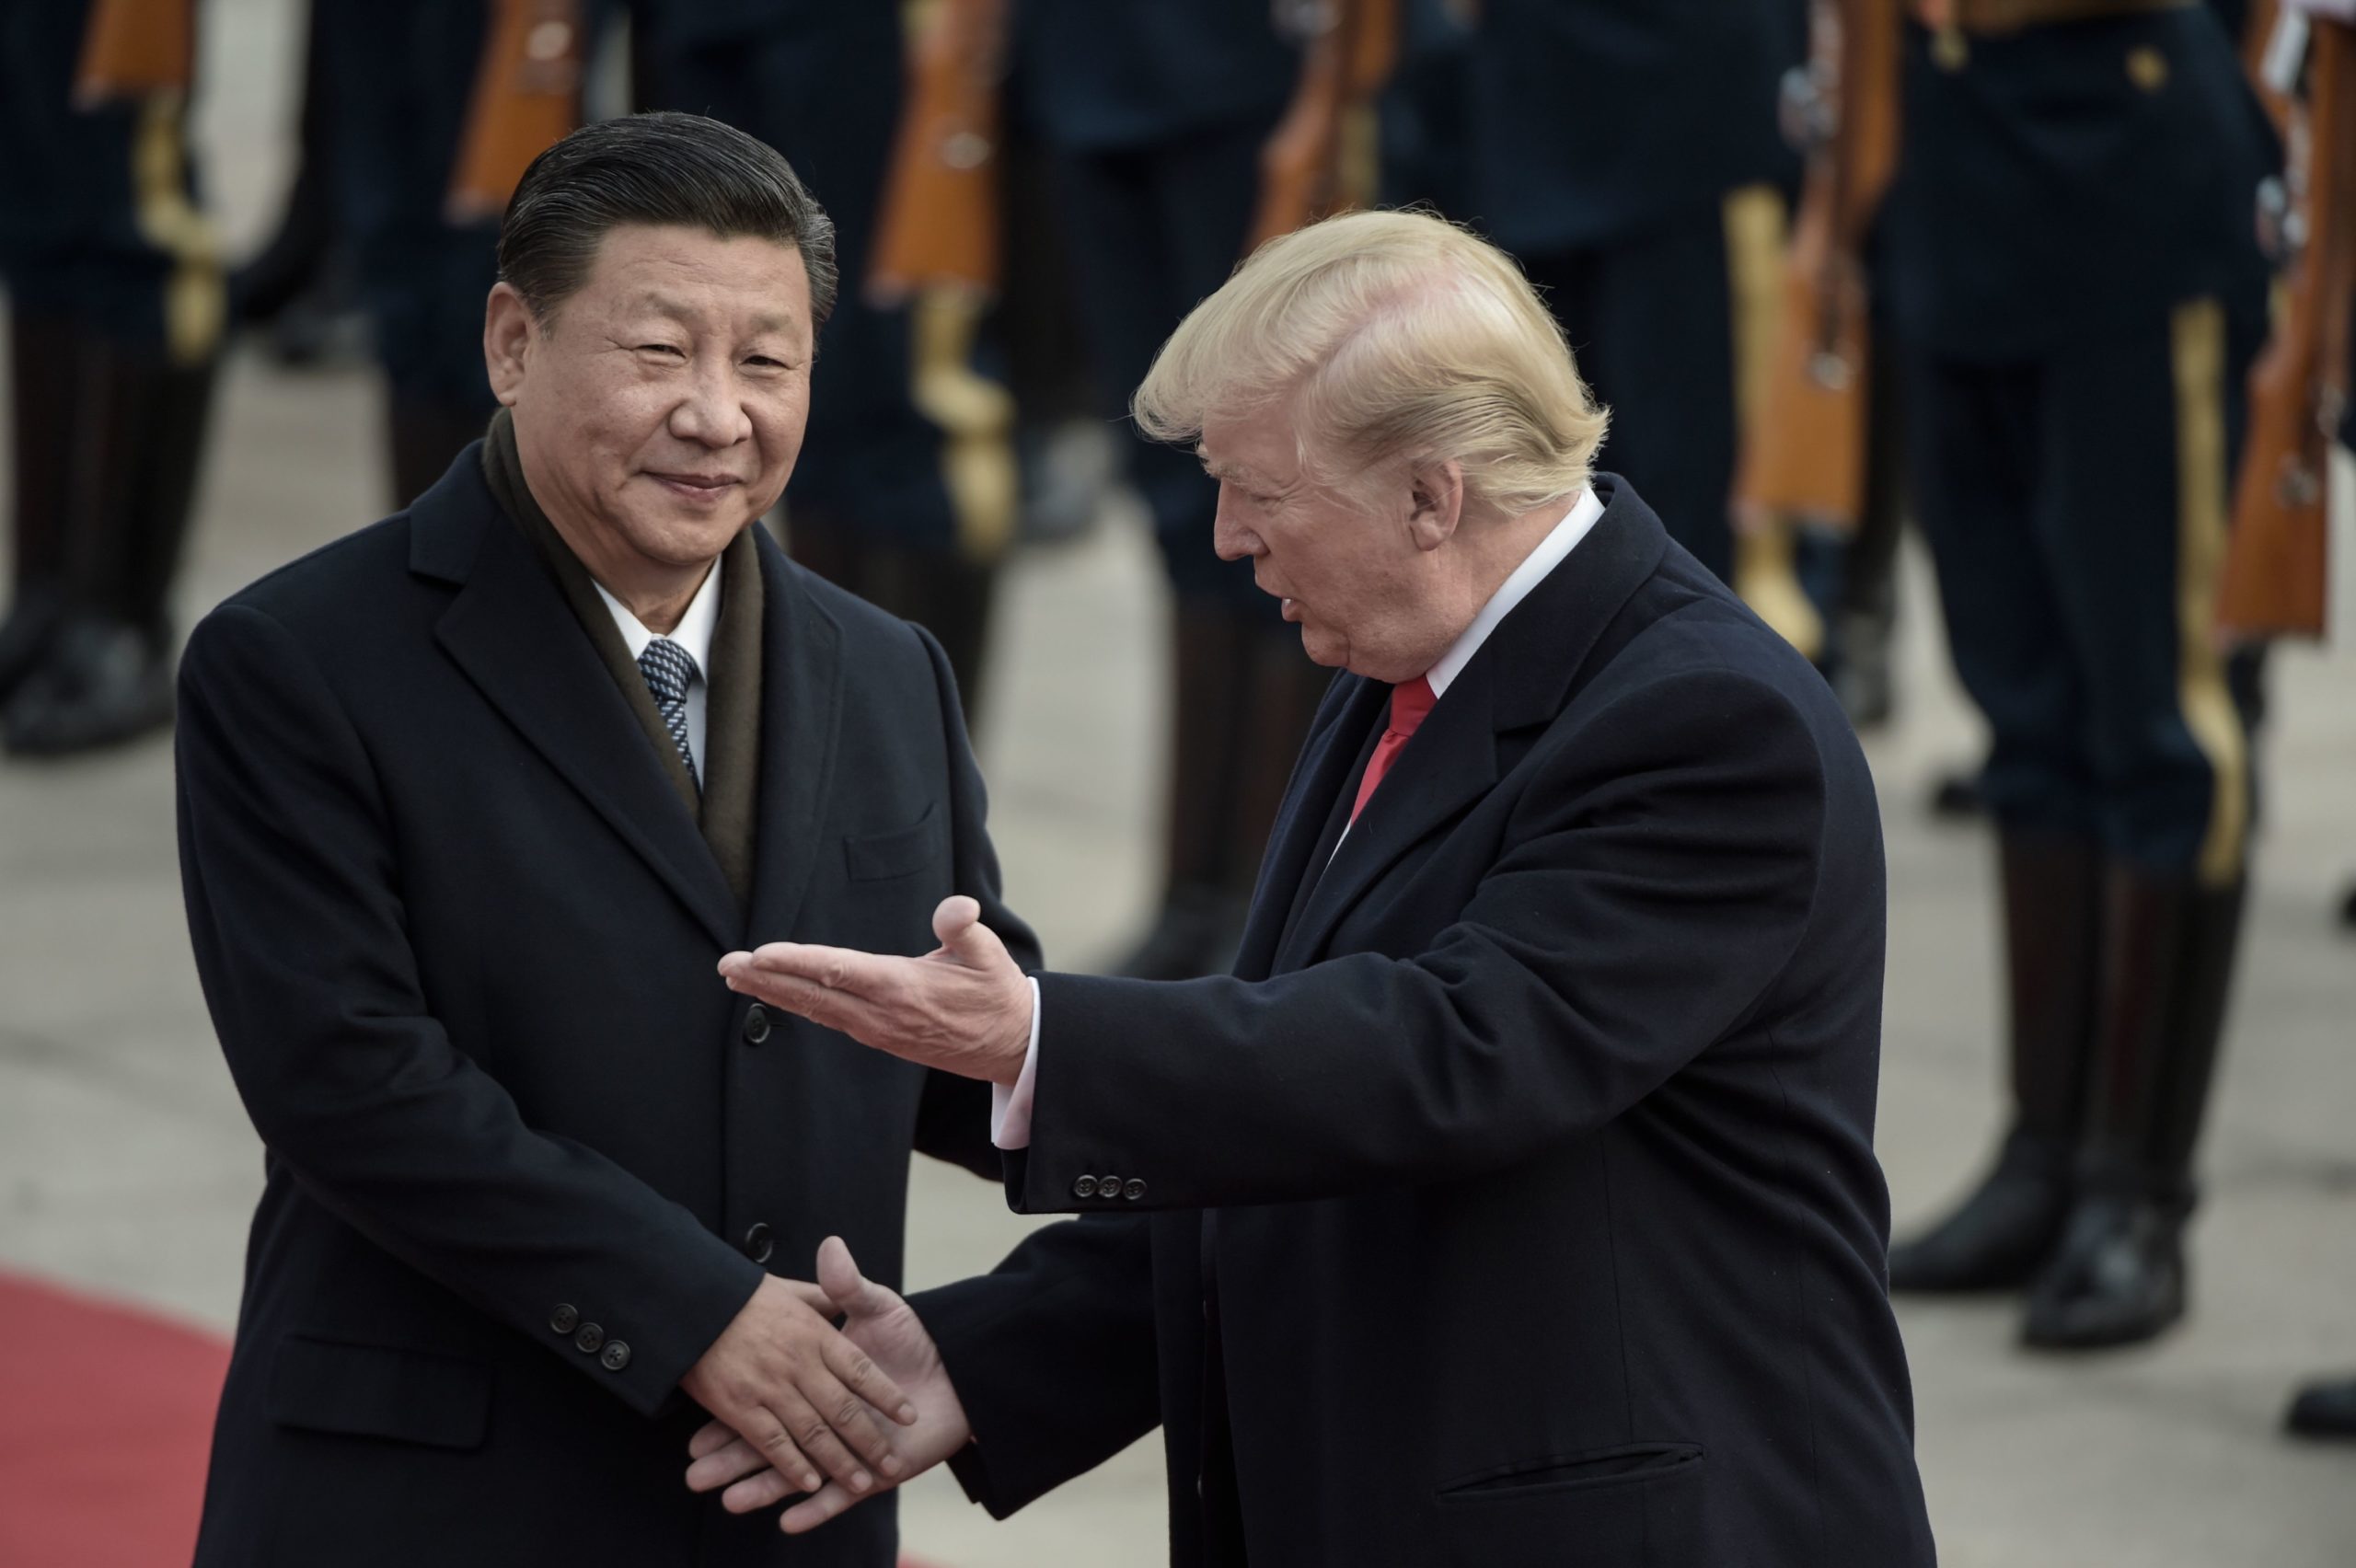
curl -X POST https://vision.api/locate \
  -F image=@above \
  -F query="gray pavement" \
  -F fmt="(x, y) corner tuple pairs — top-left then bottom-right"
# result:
(4, 4), (2356, 1562)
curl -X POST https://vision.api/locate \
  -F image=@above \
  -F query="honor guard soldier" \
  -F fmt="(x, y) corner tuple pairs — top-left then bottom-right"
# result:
(0, 0), (223, 755)
(1882, 0), (2277, 1350)
(1010, 0), (1339, 978)
(1461, 0), (1806, 586)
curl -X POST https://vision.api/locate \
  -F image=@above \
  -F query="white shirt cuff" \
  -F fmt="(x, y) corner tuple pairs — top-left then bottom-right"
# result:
(989, 976), (1043, 1149)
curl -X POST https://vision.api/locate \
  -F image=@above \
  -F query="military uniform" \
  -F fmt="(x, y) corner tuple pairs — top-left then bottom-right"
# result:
(1882, 0), (2275, 1349)
(0, 0), (224, 755)
(1463, 0), (1804, 584)
(309, 0), (504, 506)
(1012, 0), (1333, 979)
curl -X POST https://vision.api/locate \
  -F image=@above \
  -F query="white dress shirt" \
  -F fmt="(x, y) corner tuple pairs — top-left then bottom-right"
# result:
(991, 487), (1608, 1149)
(591, 556), (724, 779)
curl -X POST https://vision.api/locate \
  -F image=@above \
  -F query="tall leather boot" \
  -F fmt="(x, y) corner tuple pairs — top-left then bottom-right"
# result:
(2285, 1376), (2356, 1439)
(1888, 831), (2102, 1291)
(2021, 866), (2246, 1349)
(1114, 601), (1258, 980)
(6, 342), (216, 756)
(389, 398), (491, 511)
(0, 312), (81, 704)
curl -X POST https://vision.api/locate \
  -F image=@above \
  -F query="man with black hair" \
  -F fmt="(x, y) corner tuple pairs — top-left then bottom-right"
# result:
(178, 113), (1034, 1566)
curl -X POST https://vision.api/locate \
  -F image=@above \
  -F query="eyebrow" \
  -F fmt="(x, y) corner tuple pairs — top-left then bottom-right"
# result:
(635, 294), (805, 343)
(1194, 444), (1259, 485)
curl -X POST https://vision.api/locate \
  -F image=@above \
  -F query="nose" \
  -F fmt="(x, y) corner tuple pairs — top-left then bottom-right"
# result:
(1211, 486), (1259, 563)
(668, 356), (754, 449)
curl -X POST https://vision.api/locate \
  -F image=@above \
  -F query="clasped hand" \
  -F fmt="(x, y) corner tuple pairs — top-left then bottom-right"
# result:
(717, 894), (1033, 1085)
(686, 1237), (970, 1534)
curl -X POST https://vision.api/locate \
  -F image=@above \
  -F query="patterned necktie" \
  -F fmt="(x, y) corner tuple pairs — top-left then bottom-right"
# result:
(1349, 675), (1437, 824)
(636, 637), (701, 792)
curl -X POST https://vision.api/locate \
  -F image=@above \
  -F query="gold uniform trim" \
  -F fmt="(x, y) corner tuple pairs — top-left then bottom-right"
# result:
(908, 288), (1018, 563)
(130, 89), (225, 367)
(1724, 182), (1827, 663)
(2168, 296), (2249, 888)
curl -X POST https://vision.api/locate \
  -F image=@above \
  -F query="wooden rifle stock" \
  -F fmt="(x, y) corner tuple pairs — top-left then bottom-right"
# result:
(1250, 0), (1401, 251)
(2220, 13), (2353, 641)
(448, 0), (583, 224)
(75, 0), (195, 105)
(869, 0), (1008, 302)
(1733, 0), (1900, 536)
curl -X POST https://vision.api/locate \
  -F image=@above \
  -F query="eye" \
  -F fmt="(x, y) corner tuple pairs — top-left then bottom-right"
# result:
(743, 354), (787, 371)
(637, 342), (686, 359)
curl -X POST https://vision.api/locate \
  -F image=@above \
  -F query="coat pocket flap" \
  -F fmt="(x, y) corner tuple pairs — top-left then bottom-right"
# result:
(267, 1333), (492, 1451)
(843, 802), (942, 882)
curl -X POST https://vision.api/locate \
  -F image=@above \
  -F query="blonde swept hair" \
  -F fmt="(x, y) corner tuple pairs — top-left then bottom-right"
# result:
(1132, 209), (1608, 516)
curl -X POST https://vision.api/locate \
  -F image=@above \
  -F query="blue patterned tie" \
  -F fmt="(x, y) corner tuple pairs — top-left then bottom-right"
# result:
(636, 638), (700, 793)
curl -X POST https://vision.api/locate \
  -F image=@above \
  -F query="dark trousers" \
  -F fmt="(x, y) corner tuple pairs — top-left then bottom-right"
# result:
(314, 0), (501, 414)
(1051, 119), (1276, 608)
(1519, 199), (1744, 584)
(1903, 298), (2262, 882)
(0, 0), (220, 362)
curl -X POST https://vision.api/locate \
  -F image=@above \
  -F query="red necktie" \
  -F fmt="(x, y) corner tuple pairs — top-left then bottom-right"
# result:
(1350, 675), (1438, 824)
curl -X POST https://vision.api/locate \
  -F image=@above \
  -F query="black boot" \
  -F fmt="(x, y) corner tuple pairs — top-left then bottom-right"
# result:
(2286, 1377), (2356, 1439)
(0, 312), (82, 703)
(6, 343), (216, 756)
(1889, 831), (2100, 1291)
(2022, 870), (2245, 1350)
(1114, 603), (1261, 980)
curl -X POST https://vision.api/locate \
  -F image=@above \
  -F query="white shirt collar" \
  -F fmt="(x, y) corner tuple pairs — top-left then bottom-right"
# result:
(591, 554), (725, 680)
(1424, 486), (1604, 698)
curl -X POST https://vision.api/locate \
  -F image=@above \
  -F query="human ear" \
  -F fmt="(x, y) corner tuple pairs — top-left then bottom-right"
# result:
(1405, 458), (1467, 552)
(483, 282), (537, 408)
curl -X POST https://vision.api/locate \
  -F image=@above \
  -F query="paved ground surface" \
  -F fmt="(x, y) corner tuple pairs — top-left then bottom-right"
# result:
(4, 4), (2355, 1562)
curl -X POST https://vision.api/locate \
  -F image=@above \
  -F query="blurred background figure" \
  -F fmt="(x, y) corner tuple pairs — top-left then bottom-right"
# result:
(1881, 0), (2276, 1352)
(1457, 0), (1804, 588)
(0, 0), (224, 756)
(1006, 0), (1334, 979)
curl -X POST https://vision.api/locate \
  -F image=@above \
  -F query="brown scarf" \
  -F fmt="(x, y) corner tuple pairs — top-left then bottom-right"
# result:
(479, 409), (764, 910)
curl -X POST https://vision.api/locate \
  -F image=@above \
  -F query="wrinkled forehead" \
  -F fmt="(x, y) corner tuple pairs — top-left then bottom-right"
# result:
(575, 223), (813, 340)
(1195, 408), (1304, 487)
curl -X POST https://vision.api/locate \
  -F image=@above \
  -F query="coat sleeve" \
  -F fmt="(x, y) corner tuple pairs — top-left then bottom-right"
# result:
(914, 1214), (1162, 1517)
(175, 604), (764, 1415)
(1011, 669), (1839, 1212)
(907, 620), (1043, 1180)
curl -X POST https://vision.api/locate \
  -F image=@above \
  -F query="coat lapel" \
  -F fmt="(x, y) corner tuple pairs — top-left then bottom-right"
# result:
(422, 458), (742, 953)
(1231, 671), (1385, 981)
(742, 530), (844, 946)
(1269, 476), (1673, 971)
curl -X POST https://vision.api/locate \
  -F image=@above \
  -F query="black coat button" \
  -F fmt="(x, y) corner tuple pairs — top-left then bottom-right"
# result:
(1098, 1174), (1121, 1196)
(744, 1222), (775, 1264)
(1123, 1179), (1146, 1201)
(1073, 1174), (1098, 1199)
(601, 1341), (632, 1372)
(574, 1321), (605, 1354)
(743, 1004), (770, 1045)
(550, 1304), (580, 1335)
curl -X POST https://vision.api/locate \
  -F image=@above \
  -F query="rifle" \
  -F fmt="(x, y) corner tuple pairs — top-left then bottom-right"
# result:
(1250, 0), (1401, 250)
(867, 0), (1019, 563)
(74, 0), (194, 105)
(869, 0), (1009, 303)
(1733, 0), (1900, 539)
(2219, 7), (2352, 640)
(448, 0), (584, 224)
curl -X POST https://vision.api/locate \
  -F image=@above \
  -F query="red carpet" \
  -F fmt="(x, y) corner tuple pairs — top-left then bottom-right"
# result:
(0, 1271), (230, 1568)
(0, 1270), (944, 1566)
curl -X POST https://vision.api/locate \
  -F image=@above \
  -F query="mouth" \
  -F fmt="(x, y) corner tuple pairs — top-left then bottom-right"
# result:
(645, 471), (744, 503)
(1280, 596), (1301, 623)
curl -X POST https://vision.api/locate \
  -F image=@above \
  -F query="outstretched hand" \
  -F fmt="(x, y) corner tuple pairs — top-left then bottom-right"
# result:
(717, 895), (1033, 1085)
(687, 1237), (973, 1534)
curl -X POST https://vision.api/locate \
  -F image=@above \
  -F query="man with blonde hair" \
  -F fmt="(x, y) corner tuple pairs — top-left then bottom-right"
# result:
(694, 210), (1935, 1566)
